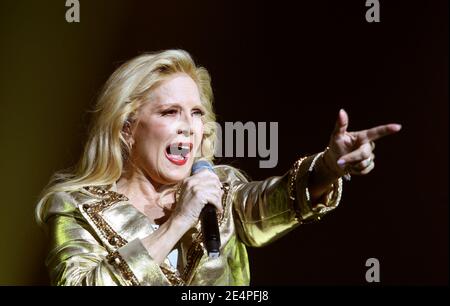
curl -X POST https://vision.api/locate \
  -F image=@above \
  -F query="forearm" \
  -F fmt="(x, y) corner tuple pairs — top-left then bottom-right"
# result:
(140, 216), (190, 265)
(233, 175), (299, 247)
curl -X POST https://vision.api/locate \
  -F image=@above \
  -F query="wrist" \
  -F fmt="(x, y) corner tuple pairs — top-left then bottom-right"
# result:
(321, 148), (344, 179)
(170, 214), (196, 232)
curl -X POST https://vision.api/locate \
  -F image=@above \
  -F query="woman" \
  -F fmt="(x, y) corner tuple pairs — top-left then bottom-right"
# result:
(36, 49), (401, 285)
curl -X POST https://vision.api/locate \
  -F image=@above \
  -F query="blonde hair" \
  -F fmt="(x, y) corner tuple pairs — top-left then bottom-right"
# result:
(35, 49), (217, 225)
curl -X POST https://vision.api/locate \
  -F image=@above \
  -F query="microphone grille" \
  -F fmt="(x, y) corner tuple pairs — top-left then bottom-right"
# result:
(191, 159), (213, 175)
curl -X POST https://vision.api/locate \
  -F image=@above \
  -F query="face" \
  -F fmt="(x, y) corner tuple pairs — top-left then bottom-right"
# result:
(128, 73), (205, 186)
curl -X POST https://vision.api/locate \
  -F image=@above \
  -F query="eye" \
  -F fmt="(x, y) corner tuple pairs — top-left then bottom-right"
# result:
(192, 109), (205, 117)
(161, 109), (178, 116)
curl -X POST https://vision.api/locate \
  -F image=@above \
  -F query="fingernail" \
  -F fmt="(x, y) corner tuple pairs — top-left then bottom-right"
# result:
(337, 159), (346, 168)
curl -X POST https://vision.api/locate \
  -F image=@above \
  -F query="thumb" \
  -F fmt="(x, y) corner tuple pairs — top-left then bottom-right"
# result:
(333, 108), (349, 136)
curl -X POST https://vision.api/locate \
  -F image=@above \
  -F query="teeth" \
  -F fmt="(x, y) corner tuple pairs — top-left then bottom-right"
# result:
(168, 154), (184, 161)
(167, 143), (191, 156)
(178, 144), (190, 150)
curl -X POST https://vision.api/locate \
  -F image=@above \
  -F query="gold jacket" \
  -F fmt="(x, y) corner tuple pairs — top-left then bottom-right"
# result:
(41, 153), (342, 286)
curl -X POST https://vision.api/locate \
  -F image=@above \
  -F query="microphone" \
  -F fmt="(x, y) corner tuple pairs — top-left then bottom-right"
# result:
(191, 159), (221, 258)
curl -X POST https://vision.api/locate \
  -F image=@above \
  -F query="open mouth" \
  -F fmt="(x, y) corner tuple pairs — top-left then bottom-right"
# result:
(165, 142), (193, 165)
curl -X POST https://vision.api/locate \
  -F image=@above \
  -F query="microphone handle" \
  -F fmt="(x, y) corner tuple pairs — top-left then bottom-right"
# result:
(200, 204), (221, 258)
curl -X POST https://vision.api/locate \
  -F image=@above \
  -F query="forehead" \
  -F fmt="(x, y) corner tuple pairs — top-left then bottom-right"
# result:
(149, 73), (201, 106)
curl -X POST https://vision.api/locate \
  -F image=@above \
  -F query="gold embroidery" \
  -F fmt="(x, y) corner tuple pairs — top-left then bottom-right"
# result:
(106, 251), (140, 286)
(288, 156), (308, 201)
(287, 154), (343, 223)
(82, 183), (230, 286)
(160, 266), (185, 286)
(82, 186), (138, 285)
(82, 186), (129, 248)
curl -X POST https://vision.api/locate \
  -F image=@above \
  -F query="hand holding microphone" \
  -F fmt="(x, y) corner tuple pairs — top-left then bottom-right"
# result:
(171, 159), (223, 258)
(191, 160), (222, 258)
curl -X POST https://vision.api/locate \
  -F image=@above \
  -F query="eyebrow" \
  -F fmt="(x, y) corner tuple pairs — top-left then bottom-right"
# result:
(154, 102), (206, 111)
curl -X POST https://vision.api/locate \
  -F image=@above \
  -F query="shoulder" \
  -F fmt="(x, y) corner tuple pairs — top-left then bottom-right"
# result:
(40, 186), (110, 224)
(40, 191), (78, 224)
(213, 164), (250, 185)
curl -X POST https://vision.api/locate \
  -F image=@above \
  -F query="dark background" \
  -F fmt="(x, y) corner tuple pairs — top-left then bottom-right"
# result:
(0, 0), (447, 285)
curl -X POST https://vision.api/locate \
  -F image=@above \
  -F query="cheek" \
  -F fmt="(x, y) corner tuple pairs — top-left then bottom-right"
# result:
(149, 122), (169, 139)
(135, 120), (172, 151)
(194, 121), (205, 155)
(194, 116), (204, 133)
(194, 120), (204, 141)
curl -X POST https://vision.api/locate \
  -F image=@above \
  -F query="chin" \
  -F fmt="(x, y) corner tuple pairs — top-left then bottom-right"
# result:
(162, 164), (191, 183)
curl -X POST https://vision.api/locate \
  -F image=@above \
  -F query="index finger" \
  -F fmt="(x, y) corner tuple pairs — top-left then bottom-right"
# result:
(357, 124), (402, 143)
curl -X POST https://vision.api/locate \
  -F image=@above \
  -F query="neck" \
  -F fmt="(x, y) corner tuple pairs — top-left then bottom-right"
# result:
(116, 164), (177, 223)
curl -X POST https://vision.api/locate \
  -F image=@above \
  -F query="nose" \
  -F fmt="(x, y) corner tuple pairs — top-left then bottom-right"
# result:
(177, 114), (194, 136)
(177, 126), (193, 136)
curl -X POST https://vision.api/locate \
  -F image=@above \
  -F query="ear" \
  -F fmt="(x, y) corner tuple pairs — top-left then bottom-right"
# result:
(122, 119), (135, 146)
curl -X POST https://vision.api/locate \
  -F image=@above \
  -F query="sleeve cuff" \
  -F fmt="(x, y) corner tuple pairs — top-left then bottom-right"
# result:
(293, 153), (343, 223)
